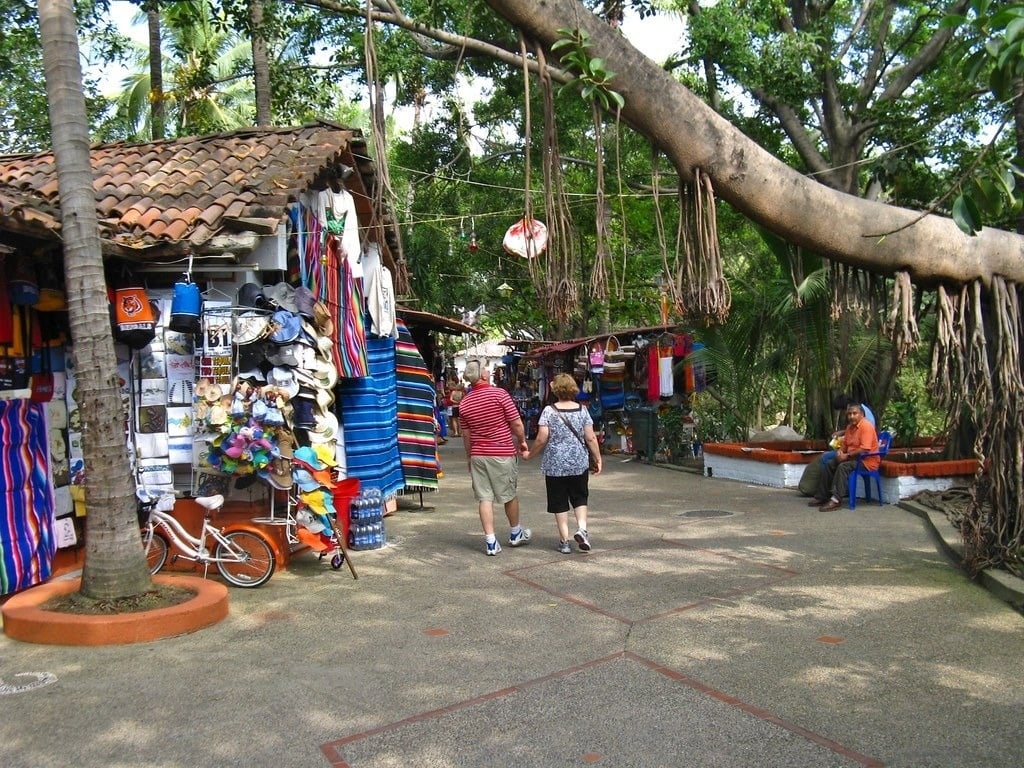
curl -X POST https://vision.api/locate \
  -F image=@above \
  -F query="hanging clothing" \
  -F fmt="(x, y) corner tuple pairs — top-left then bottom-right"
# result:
(659, 344), (674, 398)
(394, 319), (439, 492)
(647, 346), (660, 402)
(337, 250), (369, 379)
(336, 334), (404, 499)
(0, 399), (55, 594)
(317, 189), (362, 276)
(362, 242), (398, 339)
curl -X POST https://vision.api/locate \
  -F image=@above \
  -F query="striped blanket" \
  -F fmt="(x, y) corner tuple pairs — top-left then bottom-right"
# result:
(0, 399), (55, 594)
(336, 333), (404, 498)
(394, 320), (439, 492)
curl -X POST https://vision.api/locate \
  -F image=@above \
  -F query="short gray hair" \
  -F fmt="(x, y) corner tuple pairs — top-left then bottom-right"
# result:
(463, 360), (483, 384)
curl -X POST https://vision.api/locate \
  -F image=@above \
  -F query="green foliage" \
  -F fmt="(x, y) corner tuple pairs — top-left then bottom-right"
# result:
(551, 27), (625, 111)
(943, 0), (1024, 234)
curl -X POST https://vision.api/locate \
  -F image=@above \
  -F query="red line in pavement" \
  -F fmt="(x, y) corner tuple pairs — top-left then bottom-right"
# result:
(625, 652), (886, 767)
(319, 652), (627, 766)
(321, 651), (883, 768)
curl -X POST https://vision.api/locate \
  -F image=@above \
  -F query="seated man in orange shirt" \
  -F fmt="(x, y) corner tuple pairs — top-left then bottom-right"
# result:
(809, 403), (880, 511)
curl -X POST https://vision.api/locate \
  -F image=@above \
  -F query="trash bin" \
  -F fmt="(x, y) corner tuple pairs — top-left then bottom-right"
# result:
(630, 407), (657, 463)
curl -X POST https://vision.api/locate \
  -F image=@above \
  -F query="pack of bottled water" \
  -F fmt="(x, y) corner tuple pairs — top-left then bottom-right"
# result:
(348, 487), (386, 550)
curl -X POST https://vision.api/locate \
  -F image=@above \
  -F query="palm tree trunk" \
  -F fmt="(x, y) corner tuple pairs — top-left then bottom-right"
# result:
(146, 1), (165, 140)
(37, 0), (153, 599)
(250, 0), (272, 126)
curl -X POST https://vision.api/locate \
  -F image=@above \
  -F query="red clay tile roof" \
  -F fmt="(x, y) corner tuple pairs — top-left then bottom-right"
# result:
(0, 120), (405, 289)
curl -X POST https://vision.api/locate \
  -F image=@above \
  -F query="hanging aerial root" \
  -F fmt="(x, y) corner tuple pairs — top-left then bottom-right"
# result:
(887, 271), (920, 361)
(931, 276), (1024, 576)
(676, 169), (730, 324)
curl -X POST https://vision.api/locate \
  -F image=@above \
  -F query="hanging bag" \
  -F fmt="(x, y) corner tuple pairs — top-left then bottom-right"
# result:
(7, 253), (40, 306)
(556, 410), (599, 473)
(112, 285), (158, 349)
(169, 278), (202, 334)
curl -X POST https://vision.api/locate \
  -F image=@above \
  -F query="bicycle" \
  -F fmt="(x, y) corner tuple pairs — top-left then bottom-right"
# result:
(138, 490), (276, 588)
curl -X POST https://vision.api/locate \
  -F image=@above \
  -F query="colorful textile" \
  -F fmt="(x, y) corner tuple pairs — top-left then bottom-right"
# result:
(337, 249), (369, 379)
(336, 334), (404, 498)
(394, 320), (439, 492)
(0, 399), (55, 594)
(323, 235), (344, 374)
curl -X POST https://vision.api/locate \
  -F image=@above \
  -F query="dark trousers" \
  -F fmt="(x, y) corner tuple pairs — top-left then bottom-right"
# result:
(818, 457), (856, 501)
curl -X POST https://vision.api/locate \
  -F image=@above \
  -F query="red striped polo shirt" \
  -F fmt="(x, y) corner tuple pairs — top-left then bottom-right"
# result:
(459, 383), (521, 457)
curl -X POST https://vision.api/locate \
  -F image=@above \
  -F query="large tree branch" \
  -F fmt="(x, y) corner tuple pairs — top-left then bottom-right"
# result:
(878, 0), (971, 103)
(293, 0), (573, 84)
(483, 0), (1024, 289)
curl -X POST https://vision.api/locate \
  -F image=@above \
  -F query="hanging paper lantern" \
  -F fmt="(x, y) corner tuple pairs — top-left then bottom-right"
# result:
(502, 218), (548, 259)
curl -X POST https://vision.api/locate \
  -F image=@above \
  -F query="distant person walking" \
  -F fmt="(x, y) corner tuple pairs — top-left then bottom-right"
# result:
(459, 360), (531, 555)
(527, 373), (602, 553)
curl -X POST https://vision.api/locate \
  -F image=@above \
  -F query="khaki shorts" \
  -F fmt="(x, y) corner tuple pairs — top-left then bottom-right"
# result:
(470, 456), (519, 504)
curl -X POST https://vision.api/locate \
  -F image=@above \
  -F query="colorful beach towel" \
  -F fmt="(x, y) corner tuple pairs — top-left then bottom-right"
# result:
(336, 334), (404, 498)
(0, 399), (55, 594)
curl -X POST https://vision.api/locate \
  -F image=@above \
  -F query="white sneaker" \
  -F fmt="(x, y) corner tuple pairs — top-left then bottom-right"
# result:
(573, 529), (591, 551)
(508, 528), (532, 547)
(486, 539), (502, 556)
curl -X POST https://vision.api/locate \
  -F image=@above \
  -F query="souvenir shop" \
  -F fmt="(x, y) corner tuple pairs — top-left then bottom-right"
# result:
(519, 327), (706, 462)
(0, 128), (447, 594)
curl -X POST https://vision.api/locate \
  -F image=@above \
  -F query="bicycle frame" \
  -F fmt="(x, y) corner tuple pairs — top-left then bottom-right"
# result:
(145, 508), (249, 571)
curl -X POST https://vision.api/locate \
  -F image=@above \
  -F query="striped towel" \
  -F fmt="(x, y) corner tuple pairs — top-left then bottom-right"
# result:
(0, 399), (55, 594)
(394, 319), (439, 492)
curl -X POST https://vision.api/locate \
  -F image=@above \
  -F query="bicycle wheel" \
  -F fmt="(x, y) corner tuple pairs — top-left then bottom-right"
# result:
(215, 531), (275, 587)
(142, 527), (169, 574)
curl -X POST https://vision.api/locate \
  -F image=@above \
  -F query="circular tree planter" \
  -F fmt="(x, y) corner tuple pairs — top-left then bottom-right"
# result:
(1, 575), (228, 646)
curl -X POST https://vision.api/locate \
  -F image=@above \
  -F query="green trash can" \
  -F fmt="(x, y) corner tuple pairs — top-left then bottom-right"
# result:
(630, 407), (657, 463)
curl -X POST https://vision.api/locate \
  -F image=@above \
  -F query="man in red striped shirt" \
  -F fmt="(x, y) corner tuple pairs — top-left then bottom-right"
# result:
(459, 360), (532, 555)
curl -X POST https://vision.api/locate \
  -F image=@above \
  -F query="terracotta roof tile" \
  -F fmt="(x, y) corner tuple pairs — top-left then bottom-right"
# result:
(0, 121), (407, 286)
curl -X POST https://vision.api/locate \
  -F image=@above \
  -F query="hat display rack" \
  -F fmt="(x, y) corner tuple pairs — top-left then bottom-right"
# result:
(188, 279), (353, 574)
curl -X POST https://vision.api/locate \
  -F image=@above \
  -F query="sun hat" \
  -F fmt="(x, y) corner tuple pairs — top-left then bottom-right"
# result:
(298, 494), (330, 522)
(315, 386), (334, 411)
(262, 282), (298, 313)
(272, 429), (295, 458)
(265, 344), (300, 367)
(294, 526), (329, 552)
(313, 442), (338, 468)
(312, 300), (334, 336)
(238, 282), (271, 310)
(292, 466), (321, 493)
(294, 286), (317, 319)
(267, 366), (299, 399)
(266, 457), (293, 490)
(291, 394), (316, 428)
(312, 359), (338, 390)
(308, 411), (339, 444)
(234, 311), (270, 346)
(269, 310), (301, 344)
(292, 445), (325, 471)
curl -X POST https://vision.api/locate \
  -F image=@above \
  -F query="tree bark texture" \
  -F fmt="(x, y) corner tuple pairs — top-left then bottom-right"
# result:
(484, 0), (1024, 289)
(37, 0), (153, 599)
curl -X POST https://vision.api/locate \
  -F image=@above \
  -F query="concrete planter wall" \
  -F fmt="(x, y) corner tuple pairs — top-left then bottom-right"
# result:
(702, 441), (979, 501)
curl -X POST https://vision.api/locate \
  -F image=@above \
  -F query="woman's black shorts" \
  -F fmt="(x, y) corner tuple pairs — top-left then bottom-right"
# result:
(545, 472), (589, 513)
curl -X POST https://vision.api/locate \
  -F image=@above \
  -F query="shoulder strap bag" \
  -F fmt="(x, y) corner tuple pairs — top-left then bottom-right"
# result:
(556, 409), (598, 473)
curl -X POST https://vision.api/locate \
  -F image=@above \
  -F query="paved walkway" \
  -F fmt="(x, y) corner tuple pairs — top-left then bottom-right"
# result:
(2, 442), (1023, 767)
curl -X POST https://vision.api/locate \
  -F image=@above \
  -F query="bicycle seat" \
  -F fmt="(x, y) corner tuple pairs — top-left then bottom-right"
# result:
(195, 495), (225, 511)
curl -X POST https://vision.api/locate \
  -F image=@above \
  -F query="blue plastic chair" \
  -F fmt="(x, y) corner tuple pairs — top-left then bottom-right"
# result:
(848, 430), (892, 509)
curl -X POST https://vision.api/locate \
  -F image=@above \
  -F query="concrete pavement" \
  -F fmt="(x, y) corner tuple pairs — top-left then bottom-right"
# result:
(2, 442), (1023, 767)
